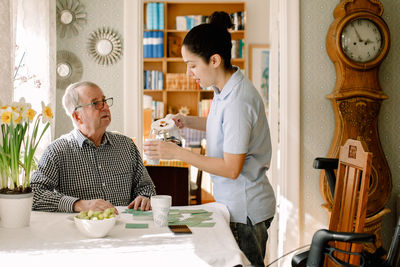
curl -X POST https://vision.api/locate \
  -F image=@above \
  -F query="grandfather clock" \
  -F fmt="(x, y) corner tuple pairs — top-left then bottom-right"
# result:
(323, 0), (392, 252)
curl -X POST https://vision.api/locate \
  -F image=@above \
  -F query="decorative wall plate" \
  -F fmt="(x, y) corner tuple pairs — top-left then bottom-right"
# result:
(87, 28), (123, 65)
(56, 0), (87, 38)
(56, 50), (83, 89)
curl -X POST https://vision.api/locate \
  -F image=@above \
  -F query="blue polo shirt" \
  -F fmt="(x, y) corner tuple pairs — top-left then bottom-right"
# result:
(206, 68), (276, 224)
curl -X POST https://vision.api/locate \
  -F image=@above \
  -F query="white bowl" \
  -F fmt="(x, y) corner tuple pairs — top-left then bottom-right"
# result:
(74, 216), (116, 238)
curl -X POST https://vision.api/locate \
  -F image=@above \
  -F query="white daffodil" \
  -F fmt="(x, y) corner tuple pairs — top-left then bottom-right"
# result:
(41, 101), (53, 124)
(18, 98), (33, 123)
(25, 108), (37, 122)
(0, 107), (20, 125)
(1, 98), (52, 193)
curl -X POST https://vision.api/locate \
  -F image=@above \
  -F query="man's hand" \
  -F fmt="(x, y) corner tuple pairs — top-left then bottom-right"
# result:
(73, 199), (116, 213)
(127, 196), (151, 211)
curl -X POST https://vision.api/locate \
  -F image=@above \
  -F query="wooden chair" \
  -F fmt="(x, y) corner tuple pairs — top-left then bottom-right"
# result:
(292, 139), (374, 267)
(190, 139), (206, 205)
(327, 139), (373, 266)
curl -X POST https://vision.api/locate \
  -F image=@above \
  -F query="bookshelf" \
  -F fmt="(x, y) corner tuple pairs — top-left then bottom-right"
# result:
(143, 1), (246, 121)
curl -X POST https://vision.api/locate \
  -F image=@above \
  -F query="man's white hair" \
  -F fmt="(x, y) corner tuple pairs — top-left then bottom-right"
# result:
(62, 81), (100, 122)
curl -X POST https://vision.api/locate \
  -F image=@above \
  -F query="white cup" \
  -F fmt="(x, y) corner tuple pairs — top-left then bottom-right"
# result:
(144, 139), (160, 165)
(151, 195), (172, 227)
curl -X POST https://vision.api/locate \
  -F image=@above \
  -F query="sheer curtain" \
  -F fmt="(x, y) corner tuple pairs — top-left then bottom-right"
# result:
(0, 0), (14, 104)
(13, 0), (56, 154)
(268, 0), (301, 266)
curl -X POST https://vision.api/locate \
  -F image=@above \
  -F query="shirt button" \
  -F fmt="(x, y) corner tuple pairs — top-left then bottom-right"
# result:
(102, 183), (106, 187)
(98, 165), (102, 169)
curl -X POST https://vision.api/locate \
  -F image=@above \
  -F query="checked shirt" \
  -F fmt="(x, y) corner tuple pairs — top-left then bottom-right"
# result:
(31, 129), (156, 212)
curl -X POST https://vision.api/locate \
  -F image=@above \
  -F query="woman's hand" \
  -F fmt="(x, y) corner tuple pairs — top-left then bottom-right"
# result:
(144, 140), (180, 160)
(171, 113), (186, 129)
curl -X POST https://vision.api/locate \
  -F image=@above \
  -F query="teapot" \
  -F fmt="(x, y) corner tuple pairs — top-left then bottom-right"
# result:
(150, 114), (182, 146)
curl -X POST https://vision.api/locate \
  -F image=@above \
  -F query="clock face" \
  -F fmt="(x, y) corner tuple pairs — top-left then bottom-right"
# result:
(341, 18), (383, 63)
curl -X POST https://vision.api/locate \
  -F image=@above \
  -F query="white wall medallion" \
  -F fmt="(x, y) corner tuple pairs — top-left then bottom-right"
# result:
(56, 50), (83, 89)
(56, 0), (87, 38)
(87, 28), (123, 65)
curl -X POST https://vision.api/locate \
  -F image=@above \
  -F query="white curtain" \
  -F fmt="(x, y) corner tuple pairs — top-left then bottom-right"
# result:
(0, 0), (14, 104)
(268, 0), (301, 266)
(13, 0), (56, 152)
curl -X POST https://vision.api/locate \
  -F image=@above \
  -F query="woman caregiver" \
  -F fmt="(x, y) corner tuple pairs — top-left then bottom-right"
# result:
(144, 11), (276, 267)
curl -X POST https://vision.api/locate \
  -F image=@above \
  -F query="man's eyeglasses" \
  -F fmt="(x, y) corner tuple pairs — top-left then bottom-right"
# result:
(74, 97), (113, 111)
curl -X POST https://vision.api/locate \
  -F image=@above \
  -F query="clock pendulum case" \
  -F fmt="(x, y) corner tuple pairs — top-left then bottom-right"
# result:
(323, 0), (392, 252)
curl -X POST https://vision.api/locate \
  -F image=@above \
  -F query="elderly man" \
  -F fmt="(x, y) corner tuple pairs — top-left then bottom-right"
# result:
(31, 81), (155, 212)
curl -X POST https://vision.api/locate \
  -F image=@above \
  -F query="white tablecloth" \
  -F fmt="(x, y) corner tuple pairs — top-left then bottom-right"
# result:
(0, 202), (250, 267)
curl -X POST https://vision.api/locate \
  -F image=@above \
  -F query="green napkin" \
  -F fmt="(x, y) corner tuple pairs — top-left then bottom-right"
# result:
(125, 223), (149, 229)
(192, 222), (216, 227)
(178, 209), (208, 214)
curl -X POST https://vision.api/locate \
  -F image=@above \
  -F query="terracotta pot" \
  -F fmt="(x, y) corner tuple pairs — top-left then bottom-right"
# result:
(0, 192), (33, 228)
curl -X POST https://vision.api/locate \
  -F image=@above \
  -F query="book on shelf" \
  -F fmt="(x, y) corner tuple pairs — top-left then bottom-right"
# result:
(145, 2), (164, 30)
(198, 99), (212, 117)
(143, 31), (164, 58)
(152, 101), (164, 119)
(168, 36), (182, 57)
(166, 73), (199, 90)
(176, 15), (208, 30)
(144, 70), (164, 90)
(231, 39), (244, 59)
(231, 11), (245, 30)
(175, 11), (244, 31)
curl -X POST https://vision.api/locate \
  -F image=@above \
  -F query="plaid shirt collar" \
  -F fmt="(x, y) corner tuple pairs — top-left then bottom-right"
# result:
(72, 128), (113, 148)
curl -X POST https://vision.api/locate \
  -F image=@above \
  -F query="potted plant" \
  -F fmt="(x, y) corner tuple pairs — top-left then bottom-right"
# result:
(0, 98), (53, 228)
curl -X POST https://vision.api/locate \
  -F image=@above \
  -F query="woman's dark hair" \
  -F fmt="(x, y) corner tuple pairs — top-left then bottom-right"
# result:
(208, 11), (234, 30)
(183, 11), (234, 70)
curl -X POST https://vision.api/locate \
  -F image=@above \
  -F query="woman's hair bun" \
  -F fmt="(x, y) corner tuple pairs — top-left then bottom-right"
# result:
(208, 11), (234, 30)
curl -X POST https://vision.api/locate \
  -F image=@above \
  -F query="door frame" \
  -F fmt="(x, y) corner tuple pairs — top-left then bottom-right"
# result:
(123, 0), (144, 150)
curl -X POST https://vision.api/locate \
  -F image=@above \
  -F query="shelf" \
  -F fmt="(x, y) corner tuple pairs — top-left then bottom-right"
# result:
(165, 29), (244, 34)
(143, 90), (164, 92)
(144, 58), (164, 62)
(143, 1), (245, 122)
(166, 57), (183, 62)
(166, 89), (199, 92)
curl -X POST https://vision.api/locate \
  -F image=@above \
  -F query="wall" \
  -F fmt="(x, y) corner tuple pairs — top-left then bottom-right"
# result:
(56, 0), (124, 138)
(55, 0), (268, 138)
(300, 0), (400, 248)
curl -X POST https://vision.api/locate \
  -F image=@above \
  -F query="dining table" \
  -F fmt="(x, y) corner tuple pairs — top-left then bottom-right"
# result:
(0, 202), (250, 267)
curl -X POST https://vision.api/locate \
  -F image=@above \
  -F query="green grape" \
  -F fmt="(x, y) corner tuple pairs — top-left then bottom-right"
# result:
(93, 211), (102, 217)
(76, 208), (116, 220)
(87, 210), (94, 218)
(103, 208), (112, 217)
(77, 211), (87, 219)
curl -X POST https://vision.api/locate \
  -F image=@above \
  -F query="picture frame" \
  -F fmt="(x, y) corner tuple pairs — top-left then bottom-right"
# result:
(249, 44), (270, 113)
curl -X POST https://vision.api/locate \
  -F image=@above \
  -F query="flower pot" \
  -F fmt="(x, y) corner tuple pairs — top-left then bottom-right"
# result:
(0, 192), (33, 228)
